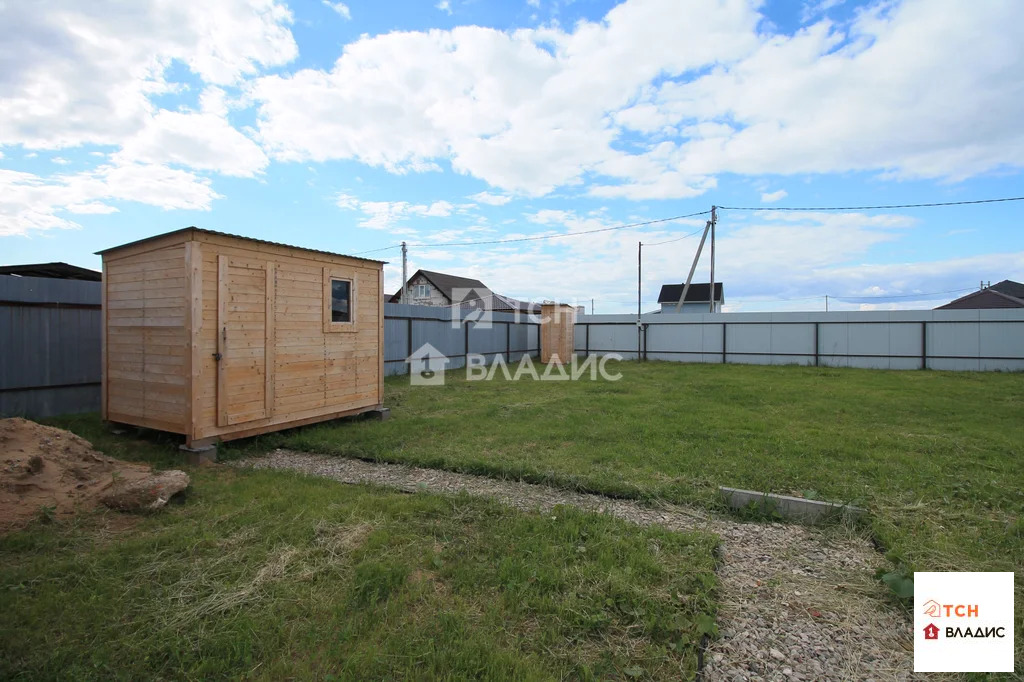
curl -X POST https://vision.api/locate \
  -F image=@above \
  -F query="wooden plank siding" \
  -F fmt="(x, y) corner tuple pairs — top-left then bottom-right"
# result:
(540, 303), (576, 365)
(101, 229), (385, 447)
(190, 233), (383, 444)
(104, 241), (189, 433)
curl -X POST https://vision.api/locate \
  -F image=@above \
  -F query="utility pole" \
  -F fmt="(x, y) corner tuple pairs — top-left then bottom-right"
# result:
(591, 298), (594, 315)
(709, 205), (717, 313)
(825, 295), (829, 312)
(400, 241), (408, 304)
(674, 218), (712, 313)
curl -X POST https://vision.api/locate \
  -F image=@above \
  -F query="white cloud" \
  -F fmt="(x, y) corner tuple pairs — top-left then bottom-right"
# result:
(0, 2), (292, 235)
(66, 202), (119, 215)
(469, 191), (512, 206)
(0, 0), (297, 150)
(0, 164), (219, 237)
(800, 0), (845, 23)
(250, 0), (1024, 199)
(113, 88), (268, 177)
(436, 0), (452, 14)
(629, 0), (1024, 181)
(336, 194), (455, 230)
(323, 1), (351, 20)
(760, 189), (787, 203)
(251, 0), (761, 197)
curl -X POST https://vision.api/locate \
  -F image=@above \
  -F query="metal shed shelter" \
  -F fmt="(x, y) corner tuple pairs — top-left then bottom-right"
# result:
(98, 228), (386, 448)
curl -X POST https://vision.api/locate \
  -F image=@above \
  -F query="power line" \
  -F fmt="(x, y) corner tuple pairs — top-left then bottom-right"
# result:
(350, 210), (713, 254)
(831, 286), (975, 301)
(734, 286), (977, 305)
(719, 196), (1024, 212)
(350, 244), (403, 256)
(735, 294), (828, 303)
(410, 210), (713, 248)
(350, 193), (1024, 255)
(643, 226), (708, 246)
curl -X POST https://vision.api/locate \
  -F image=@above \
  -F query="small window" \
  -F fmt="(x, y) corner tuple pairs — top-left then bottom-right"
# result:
(414, 284), (430, 299)
(323, 268), (357, 333)
(331, 279), (351, 322)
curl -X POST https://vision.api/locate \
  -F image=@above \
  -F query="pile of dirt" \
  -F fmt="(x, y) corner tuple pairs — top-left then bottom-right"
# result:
(0, 418), (189, 531)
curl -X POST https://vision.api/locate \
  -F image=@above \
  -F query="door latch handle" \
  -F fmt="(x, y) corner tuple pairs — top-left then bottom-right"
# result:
(213, 352), (223, 361)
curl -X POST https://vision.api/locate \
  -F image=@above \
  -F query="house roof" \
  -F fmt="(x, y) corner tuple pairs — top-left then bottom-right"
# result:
(96, 227), (387, 264)
(389, 269), (492, 303)
(935, 280), (1024, 309)
(0, 262), (102, 281)
(390, 269), (542, 312)
(492, 293), (542, 313)
(657, 282), (724, 303)
(991, 279), (1024, 299)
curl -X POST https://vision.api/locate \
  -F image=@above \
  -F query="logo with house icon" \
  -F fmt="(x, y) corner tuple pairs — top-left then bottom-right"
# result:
(922, 599), (942, 618)
(923, 623), (940, 640)
(407, 343), (450, 386)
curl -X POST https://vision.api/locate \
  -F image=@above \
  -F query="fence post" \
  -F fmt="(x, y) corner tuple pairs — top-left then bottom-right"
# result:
(506, 320), (511, 363)
(814, 322), (819, 367)
(584, 323), (589, 357)
(921, 321), (927, 370)
(722, 322), (727, 364)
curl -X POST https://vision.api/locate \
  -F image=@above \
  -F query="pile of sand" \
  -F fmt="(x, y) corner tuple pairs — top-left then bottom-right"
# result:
(0, 418), (188, 531)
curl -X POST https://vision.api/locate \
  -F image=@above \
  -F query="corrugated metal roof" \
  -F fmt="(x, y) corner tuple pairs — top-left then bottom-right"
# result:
(96, 227), (387, 264)
(0, 262), (102, 281)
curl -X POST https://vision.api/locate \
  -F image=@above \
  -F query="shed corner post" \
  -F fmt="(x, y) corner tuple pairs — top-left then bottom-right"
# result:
(100, 257), (108, 421)
(378, 266), (385, 406)
(184, 239), (204, 443)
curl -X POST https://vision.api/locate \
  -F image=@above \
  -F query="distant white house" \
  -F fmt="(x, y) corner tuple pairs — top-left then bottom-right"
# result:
(656, 282), (724, 313)
(390, 269), (540, 313)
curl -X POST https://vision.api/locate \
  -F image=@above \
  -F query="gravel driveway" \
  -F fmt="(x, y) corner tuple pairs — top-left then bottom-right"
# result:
(235, 449), (917, 681)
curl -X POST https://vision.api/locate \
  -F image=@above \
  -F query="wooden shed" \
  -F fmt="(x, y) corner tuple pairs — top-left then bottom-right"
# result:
(97, 228), (386, 449)
(540, 303), (576, 364)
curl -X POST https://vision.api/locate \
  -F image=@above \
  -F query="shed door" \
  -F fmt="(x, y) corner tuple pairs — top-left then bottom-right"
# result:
(217, 255), (275, 426)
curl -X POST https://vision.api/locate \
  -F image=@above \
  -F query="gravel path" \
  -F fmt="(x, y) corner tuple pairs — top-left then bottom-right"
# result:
(235, 449), (916, 681)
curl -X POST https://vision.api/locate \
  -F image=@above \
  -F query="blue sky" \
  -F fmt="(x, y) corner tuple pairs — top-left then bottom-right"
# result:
(1, 0), (1021, 312)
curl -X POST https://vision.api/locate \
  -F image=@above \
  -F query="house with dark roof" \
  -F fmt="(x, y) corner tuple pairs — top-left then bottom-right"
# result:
(935, 280), (1024, 310)
(656, 282), (724, 313)
(389, 269), (540, 313)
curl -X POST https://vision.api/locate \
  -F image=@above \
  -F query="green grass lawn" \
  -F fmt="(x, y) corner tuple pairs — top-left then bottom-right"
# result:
(220, 362), (1021, 610)
(0, 448), (717, 680)
(15, 360), (1022, 676)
